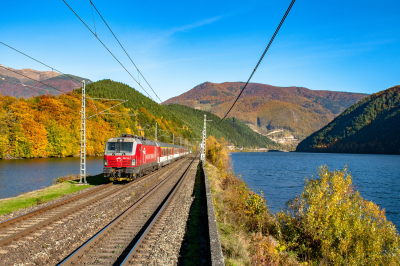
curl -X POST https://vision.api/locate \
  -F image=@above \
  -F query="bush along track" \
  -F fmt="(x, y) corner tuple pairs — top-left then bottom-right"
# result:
(205, 136), (400, 265)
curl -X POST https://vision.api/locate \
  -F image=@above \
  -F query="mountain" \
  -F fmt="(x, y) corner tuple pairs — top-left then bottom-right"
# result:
(163, 82), (368, 144)
(85, 80), (281, 150)
(166, 104), (281, 149)
(0, 65), (91, 98)
(296, 85), (400, 154)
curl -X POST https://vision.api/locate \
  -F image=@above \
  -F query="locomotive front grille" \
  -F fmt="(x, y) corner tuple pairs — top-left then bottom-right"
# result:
(107, 158), (118, 167)
(122, 159), (131, 167)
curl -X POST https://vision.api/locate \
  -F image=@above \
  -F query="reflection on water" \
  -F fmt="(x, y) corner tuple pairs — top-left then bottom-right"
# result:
(231, 152), (400, 229)
(0, 156), (104, 199)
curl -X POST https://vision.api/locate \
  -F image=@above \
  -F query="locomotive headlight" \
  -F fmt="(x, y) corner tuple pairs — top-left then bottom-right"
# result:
(131, 159), (136, 166)
(104, 159), (108, 166)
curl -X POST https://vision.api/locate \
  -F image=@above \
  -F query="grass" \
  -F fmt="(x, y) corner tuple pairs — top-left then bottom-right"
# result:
(0, 173), (109, 216)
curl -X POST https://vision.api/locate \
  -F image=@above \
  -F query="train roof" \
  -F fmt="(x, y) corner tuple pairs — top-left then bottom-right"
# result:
(154, 141), (186, 149)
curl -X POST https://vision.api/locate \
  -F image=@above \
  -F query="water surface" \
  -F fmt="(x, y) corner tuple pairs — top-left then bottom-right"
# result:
(231, 152), (400, 228)
(0, 156), (104, 199)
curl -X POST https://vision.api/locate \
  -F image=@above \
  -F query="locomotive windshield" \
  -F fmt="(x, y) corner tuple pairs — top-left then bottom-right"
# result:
(106, 142), (134, 155)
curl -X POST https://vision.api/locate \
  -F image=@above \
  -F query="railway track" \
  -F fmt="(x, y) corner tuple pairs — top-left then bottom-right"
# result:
(58, 154), (198, 266)
(0, 157), (187, 249)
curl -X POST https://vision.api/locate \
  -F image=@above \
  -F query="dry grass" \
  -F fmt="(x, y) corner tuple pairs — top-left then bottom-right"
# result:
(206, 162), (251, 265)
(205, 135), (301, 266)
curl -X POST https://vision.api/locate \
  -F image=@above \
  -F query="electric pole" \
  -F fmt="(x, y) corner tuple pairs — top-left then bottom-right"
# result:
(201, 114), (212, 163)
(80, 80), (87, 183)
(155, 122), (157, 141)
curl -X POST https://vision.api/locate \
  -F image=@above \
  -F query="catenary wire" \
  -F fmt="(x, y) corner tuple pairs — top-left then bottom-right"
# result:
(216, 0), (296, 125)
(65, 1), (202, 137)
(62, 0), (155, 101)
(90, 1), (163, 104)
(0, 65), (65, 94)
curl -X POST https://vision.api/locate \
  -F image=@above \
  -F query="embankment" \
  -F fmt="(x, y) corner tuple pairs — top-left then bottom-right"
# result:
(205, 135), (400, 265)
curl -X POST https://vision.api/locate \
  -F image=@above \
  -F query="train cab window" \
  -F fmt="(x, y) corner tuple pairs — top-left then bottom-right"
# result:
(106, 142), (134, 155)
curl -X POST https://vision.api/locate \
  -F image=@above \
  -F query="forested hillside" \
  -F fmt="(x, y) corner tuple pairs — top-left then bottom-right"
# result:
(296, 85), (400, 154)
(166, 104), (282, 149)
(0, 79), (195, 159)
(0, 79), (280, 159)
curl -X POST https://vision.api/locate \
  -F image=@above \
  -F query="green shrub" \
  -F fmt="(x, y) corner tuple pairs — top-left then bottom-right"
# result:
(277, 166), (400, 265)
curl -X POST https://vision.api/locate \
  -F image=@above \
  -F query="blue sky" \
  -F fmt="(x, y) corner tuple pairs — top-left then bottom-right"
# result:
(2, 0), (399, 102)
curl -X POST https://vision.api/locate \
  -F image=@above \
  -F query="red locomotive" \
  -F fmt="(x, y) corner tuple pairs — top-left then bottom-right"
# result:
(103, 133), (189, 182)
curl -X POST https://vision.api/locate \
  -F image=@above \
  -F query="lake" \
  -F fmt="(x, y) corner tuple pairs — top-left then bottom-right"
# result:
(1, 152), (399, 229)
(231, 152), (400, 229)
(0, 156), (104, 199)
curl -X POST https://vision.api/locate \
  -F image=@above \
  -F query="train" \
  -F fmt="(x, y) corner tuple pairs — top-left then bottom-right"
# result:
(103, 133), (189, 182)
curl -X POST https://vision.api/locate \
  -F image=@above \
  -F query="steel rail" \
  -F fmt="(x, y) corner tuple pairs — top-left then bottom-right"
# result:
(0, 159), (184, 247)
(121, 154), (198, 265)
(57, 154), (196, 265)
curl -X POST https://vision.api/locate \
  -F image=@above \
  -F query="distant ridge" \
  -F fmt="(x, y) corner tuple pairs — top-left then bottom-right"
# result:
(163, 82), (368, 143)
(296, 85), (400, 154)
(0, 65), (92, 98)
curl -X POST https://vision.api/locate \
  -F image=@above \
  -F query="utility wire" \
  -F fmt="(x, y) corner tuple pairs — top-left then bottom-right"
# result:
(90, 1), (97, 36)
(216, 0), (296, 125)
(62, 0), (155, 101)
(64, 1), (198, 137)
(0, 42), (83, 84)
(0, 65), (64, 94)
(90, 1), (163, 103)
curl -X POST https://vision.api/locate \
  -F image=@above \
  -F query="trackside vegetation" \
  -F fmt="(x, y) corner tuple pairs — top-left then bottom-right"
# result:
(205, 136), (400, 265)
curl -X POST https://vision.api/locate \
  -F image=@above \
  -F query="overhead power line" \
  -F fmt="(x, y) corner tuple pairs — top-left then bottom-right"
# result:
(216, 0), (296, 125)
(90, 1), (163, 103)
(62, 0), (155, 101)
(0, 65), (65, 94)
(86, 1), (200, 134)
(63, 1), (200, 136)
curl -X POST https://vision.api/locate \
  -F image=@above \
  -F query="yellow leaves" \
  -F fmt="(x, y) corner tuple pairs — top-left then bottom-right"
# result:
(0, 92), (140, 158)
(284, 165), (400, 264)
(8, 100), (34, 121)
(23, 120), (48, 158)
